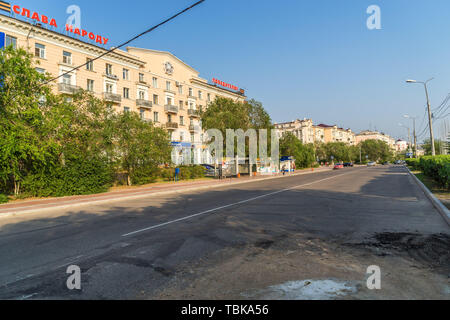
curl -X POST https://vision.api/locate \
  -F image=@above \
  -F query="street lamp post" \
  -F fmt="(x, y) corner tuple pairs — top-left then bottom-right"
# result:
(399, 123), (412, 156)
(406, 78), (436, 156)
(404, 115), (417, 157)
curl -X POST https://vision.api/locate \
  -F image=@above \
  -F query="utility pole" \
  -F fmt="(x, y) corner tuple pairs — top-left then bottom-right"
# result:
(406, 79), (436, 156)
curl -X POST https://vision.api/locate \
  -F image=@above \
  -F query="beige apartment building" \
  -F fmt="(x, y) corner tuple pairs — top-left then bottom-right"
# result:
(0, 12), (246, 164)
(274, 120), (356, 145)
(356, 131), (396, 150)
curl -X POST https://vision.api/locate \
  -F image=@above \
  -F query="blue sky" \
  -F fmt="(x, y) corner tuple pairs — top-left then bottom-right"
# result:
(10, 0), (450, 141)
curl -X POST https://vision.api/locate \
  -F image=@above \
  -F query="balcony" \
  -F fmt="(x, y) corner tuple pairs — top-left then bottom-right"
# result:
(165, 105), (179, 114)
(189, 125), (201, 132)
(187, 94), (197, 100)
(104, 73), (119, 81)
(165, 122), (179, 130)
(136, 99), (152, 109)
(188, 109), (201, 118)
(58, 83), (81, 95)
(103, 92), (122, 103)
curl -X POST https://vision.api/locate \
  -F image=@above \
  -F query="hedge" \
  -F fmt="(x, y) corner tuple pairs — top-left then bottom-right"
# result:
(0, 194), (8, 204)
(407, 156), (450, 190)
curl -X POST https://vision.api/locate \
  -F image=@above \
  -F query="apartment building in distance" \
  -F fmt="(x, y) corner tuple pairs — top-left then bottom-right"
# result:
(0, 6), (246, 164)
(274, 120), (356, 145)
(355, 130), (396, 150)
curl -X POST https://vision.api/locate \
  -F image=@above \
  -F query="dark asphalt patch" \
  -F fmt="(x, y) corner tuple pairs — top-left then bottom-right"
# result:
(350, 233), (450, 275)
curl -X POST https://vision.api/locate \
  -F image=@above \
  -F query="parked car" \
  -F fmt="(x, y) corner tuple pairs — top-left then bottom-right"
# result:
(343, 162), (354, 167)
(382, 162), (390, 165)
(334, 163), (344, 170)
(367, 162), (377, 167)
(201, 164), (216, 177)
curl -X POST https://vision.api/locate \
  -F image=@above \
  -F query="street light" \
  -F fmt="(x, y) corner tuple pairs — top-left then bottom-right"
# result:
(404, 115), (417, 157)
(399, 123), (412, 156)
(406, 78), (436, 156)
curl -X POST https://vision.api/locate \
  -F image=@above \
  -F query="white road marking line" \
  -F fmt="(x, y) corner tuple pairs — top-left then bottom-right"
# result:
(122, 171), (355, 237)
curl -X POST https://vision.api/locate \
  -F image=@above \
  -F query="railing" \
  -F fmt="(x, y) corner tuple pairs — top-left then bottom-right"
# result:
(103, 92), (122, 103)
(104, 73), (119, 80)
(165, 122), (179, 129)
(58, 83), (81, 94)
(136, 99), (152, 108)
(189, 125), (201, 132)
(165, 105), (179, 113)
(188, 109), (200, 117)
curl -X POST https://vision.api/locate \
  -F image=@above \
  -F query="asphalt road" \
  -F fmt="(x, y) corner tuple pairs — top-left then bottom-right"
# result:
(0, 166), (449, 300)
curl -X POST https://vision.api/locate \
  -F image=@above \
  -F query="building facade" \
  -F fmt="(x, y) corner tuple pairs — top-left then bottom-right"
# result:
(274, 120), (356, 145)
(0, 10), (246, 164)
(356, 131), (396, 150)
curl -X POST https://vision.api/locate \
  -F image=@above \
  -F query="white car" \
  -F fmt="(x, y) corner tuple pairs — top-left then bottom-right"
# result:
(367, 162), (377, 167)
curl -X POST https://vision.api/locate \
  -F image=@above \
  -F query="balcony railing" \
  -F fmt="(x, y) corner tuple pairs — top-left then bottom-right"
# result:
(136, 99), (152, 109)
(165, 105), (179, 114)
(165, 122), (179, 130)
(103, 92), (122, 103)
(189, 125), (201, 132)
(104, 73), (119, 81)
(188, 109), (200, 117)
(58, 83), (81, 94)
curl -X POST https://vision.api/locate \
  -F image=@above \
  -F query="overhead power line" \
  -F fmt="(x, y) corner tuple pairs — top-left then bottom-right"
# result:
(43, 0), (205, 85)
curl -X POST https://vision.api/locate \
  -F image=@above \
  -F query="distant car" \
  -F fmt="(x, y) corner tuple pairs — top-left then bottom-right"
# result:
(382, 162), (390, 165)
(343, 162), (354, 167)
(367, 162), (377, 167)
(334, 163), (344, 170)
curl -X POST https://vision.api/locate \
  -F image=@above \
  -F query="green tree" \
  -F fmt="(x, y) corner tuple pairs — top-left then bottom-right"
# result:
(279, 132), (316, 168)
(423, 139), (445, 156)
(113, 111), (172, 186)
(359, 140), (393, 163)
(0, 47), (59, 195)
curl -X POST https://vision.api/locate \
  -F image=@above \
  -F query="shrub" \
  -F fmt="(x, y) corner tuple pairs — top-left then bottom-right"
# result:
(406, 158), (420, 170)
(21, 157), (113, 198)
(419, 155), (450, 190)
(0, 194), (8, 204)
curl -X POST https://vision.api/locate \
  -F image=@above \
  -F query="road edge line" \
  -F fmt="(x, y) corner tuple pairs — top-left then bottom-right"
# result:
(405, 166), (450, 227)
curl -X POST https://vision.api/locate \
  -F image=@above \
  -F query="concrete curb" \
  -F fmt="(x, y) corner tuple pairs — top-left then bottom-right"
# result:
(406, 166), (450, 227)
(0, 168), (334, 219)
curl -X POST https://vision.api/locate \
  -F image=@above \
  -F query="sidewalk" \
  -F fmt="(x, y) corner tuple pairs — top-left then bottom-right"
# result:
(0, 167), (332, 218)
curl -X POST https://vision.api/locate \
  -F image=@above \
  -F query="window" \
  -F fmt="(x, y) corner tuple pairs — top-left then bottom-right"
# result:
(154, 112), (159, 122)
(166, 81), (171, 91)
(123, 69), (129, 80)
(35, 68), (45, 74)
(207, 93), (211, 102)
(35, 43), (45, 58)
(179, 100), (184, 109)
(180, 132), (184, 142)
(138, 91), (145, 100)
(140, 109), (145, 120)
(63, 51), (72, 65)
(106, 83), (113, 93)
(139, 73), (145, 83)
(87, 79), (94, 92)
(124, 107), (130, 113)
(5, 35), (17, 49)
(198, 91), (203, 99)
(123, 88), (130, 99)
(178, 85), (183, 95)
(106, 64), (113, 75)
(167, 97), (173, 106)
(189, 88), (193, 96)
(86, 58), (94, 71)
(62, 74), (72, 85)
(152, 77), (158, 88)
(153, 94), (158, 105)
(180, 116), (184, 126)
